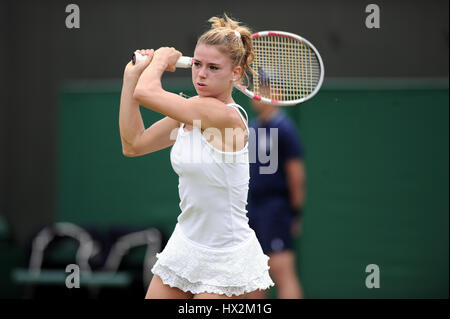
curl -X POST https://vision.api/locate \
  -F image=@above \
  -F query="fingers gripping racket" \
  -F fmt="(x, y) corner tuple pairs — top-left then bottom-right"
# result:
(132, 31), (324, 106)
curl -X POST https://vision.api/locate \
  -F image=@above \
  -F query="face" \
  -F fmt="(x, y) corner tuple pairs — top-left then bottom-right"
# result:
(192, 44), (241, 99)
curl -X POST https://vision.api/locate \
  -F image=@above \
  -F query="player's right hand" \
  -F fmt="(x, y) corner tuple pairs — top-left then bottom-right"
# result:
(124, 49), (154, 80)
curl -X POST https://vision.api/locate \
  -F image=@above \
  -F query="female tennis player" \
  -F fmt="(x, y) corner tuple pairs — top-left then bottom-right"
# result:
(119, 14), (274, 299)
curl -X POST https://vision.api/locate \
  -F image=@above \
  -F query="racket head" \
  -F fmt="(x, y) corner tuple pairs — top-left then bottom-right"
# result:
(236, 31), (325, 106)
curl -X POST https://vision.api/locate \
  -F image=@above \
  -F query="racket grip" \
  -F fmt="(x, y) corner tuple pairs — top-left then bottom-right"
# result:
(132, 51), (192, 68)
(176, 56), (193, 68)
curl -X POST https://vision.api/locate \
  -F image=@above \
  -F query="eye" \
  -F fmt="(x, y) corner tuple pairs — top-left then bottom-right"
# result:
(193, 61), (201, 67)
(209, 65), (219, 70)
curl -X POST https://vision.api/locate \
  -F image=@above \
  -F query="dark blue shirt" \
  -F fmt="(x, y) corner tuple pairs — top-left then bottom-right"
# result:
(248, 110), (304, 202)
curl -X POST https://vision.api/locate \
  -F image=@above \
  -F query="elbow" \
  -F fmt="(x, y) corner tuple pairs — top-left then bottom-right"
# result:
(122, 149), (136, 157)
(122, 146), (140, 157)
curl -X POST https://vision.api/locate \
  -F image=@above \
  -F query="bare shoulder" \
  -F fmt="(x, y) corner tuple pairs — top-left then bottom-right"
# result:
(189, 95), (224, 108)
(187, 96), (235, 128)
(227, 105), (248, 132)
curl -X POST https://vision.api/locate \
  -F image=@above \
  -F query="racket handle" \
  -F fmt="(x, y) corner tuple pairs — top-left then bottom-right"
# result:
(132, 51), (192, 68)
(176, 56), (193, 68)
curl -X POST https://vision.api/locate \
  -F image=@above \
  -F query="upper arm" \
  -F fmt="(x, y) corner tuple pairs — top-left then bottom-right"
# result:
(284, 159), (305, 181)
(127, 116), (180, 157)
(279, 125), (304, 160)
(133, 87), (234, 130)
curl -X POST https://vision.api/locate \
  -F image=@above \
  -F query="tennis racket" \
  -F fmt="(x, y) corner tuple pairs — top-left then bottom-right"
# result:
(132, 31), (324, 106)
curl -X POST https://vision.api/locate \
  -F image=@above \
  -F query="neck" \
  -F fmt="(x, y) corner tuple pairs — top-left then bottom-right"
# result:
(259, 107), (279, 123)
(209, 85), (235, 105)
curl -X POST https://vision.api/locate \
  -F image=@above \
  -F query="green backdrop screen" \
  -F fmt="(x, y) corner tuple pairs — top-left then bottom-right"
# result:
(57, 79), (448, 298)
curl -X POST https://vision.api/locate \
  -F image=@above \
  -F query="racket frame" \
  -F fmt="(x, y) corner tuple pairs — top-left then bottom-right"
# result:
(131, 31), (324, 106)
(234, 31), (325, 106)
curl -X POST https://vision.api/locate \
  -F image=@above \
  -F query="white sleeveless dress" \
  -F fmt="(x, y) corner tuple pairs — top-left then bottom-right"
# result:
(151, 103), (274, 297)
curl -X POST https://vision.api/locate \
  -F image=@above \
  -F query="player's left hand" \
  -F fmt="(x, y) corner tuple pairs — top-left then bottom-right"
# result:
(124, 49), (154, 80)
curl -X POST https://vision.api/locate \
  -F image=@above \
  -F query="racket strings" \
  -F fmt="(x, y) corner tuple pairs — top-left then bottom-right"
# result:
(248, 35), (321, 102)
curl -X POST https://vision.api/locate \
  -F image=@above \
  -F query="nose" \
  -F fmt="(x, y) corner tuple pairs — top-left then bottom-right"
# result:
(198, 66), (207, 79)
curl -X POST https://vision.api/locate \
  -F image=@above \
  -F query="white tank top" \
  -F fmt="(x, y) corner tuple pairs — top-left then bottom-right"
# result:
(170, 103), (253, 249)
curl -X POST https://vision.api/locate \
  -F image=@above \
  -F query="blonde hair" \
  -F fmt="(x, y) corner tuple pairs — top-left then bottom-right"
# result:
(197, 13), (254, 83)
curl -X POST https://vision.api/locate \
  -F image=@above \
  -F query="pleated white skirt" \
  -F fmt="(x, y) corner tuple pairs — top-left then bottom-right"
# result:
(151, 223), (274, 297)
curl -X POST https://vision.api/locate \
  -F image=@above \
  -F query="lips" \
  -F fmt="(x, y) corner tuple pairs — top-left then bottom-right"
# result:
(196, 82), (207, 88)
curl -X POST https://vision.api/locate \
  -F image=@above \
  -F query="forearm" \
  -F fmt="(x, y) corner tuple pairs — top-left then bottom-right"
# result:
(287, 178), (304, 211)
(119, 77), (145, 153)
(133, 60), (167, 111)
(286, 161), (306, 211)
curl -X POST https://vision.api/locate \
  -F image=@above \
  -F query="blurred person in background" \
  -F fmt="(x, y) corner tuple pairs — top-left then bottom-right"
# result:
(246, 79), (305, 299)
